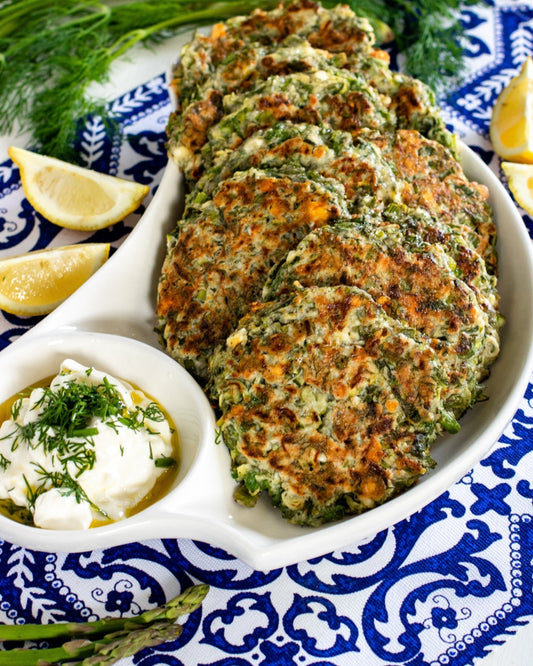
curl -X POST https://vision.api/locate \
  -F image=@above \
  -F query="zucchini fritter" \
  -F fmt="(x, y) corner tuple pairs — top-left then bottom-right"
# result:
(198, 123), (492, 269)
(157, 168), (348, 380)
(173, 0), (376, 107)
(210, 286), (449, 526)
(198, 122), (399, 210)
(377, 129), (497, 273)
(170, 68), (395, 181)
(263, 218), (499, 416)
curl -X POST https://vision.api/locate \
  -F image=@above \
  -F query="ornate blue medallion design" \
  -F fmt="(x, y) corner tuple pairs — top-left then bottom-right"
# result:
(445, 5), (533, 135)
(0, 5), (532, 666)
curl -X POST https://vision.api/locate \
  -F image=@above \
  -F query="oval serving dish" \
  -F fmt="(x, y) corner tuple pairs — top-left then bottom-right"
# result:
(0, 143), (532, 572)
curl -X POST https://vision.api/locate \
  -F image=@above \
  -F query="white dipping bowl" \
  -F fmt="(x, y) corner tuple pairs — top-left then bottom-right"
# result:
(0, 330), (215, 552)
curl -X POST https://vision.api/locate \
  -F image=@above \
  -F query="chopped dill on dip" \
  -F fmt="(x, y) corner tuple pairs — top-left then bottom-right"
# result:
(0, 360), (175, 530)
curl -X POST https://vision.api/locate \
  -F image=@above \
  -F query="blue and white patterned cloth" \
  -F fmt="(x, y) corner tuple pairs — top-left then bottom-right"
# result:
(0, 2), (532, 664)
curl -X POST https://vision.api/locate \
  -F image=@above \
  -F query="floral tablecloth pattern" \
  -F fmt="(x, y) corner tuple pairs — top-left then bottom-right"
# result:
(0, 2), (532, 665)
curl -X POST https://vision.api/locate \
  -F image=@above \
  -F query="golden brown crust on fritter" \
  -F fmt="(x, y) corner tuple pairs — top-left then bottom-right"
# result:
(265, 221), (484, 343)
(195, 125), (496, 291)
(168, 0), (454, 182)
(379, 129), (497, 272)
(157, 169), (348, 379)
(263, 219), (498, 415)
(238, 0), (371, 53)
(210, 286), (447, 525)
(170, 90), (222, 155)
(173, 0), (374, 99)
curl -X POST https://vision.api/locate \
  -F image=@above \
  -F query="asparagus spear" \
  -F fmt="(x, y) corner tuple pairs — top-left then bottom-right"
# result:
(0, 584), (208, 666)
(0, 621), (184, 666)
(0, 583), (208, 642)
(77, 620), (187, 666)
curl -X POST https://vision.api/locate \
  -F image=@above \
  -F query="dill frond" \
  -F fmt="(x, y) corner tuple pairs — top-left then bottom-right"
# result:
(334, 0), (485, 92)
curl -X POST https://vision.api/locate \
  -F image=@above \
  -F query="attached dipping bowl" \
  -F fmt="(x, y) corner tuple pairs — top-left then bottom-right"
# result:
(0, 330), (215, 552)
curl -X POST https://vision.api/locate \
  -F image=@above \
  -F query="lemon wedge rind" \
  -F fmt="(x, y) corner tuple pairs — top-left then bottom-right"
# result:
(490, 56), (533, 164)
(0, 243), (110, 316)
(8, 146), (150, 231)
(502, 161), (533, 216)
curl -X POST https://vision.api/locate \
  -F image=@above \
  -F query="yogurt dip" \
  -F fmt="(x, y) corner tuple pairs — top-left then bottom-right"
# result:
(0, 359), (176, 529)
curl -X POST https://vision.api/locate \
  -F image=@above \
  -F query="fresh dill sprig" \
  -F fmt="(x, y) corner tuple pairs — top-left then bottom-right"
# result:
(0, 0), (485, 161)
(30, 379), (125, 444)
(0, 1), (113, 160)
(16, 463), (111, 522)
(155, 456), (177, 468)
(0, 0), (278, 161)
(336, 0), (485, 92)
(10, 395), (23, 420)
(144, 402), (166, 422)
(31, 464), (109, 517)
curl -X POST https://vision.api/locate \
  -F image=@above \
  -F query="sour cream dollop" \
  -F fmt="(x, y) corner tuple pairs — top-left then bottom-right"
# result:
(0, 359), (175, 530)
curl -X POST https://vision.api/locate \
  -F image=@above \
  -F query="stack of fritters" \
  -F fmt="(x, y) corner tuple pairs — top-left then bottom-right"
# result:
(157, 0), (502, 526)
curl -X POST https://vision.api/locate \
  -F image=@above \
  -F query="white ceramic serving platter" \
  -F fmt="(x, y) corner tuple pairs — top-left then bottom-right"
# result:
(0, 144), (532, 572)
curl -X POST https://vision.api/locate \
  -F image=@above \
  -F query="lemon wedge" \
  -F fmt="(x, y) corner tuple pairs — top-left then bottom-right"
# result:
(490, 56), (533, 163)
(0, 243), (110, 316)
(8, 146), (150, 230)
(501, 161), (533, 215)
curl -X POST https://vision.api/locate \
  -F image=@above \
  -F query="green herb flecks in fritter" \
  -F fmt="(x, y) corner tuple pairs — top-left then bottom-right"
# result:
(375, 129), (497, 274)
(156, 168), (349, 381)
(156, 0), (502, 529)
(171, 68), (396, 181)
(197, 122), (400, 210)
(380, 204), (500, 322)
(166, 39), (355, 179)
(197, 124), (492, 273)
(175, 36), (351, 110)
(209, 285), (452, 526)
(195, 124), (483, 252)
(167, 0), (454, 181)
(172, 0), (377, 107)
(263, 219), (499, 415)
